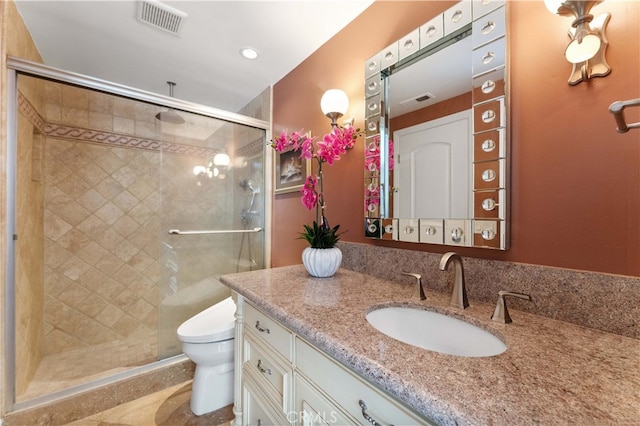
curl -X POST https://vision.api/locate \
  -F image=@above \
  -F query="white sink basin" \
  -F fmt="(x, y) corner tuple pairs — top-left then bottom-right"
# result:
(366, 307), (506, 357)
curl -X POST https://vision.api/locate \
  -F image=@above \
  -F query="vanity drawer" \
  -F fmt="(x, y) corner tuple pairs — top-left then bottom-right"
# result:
(294, 373), (357, 425)
(244, 302), (293, 361)
(295, 339), (432, 425)
(243, 373), (289, 426)
(243, 333), (292, 414)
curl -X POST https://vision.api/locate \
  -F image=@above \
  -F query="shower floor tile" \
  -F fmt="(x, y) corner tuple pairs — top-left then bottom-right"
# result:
(19, 333), (158, 402)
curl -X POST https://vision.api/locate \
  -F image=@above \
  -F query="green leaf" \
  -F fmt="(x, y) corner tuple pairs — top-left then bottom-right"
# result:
(298, 221), (344, 249)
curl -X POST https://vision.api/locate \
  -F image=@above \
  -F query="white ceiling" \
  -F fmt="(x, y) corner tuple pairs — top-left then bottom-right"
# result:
(14, 0), (374, 114)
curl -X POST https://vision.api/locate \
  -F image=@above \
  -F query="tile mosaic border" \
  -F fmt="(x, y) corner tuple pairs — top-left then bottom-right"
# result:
(18, 92), (217, 158)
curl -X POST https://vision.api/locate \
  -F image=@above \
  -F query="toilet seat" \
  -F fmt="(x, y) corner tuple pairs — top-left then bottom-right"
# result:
(177, 296), (236, 343)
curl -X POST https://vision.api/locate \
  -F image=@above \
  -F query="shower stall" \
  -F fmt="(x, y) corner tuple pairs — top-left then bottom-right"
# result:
(4, 58), (269, 411)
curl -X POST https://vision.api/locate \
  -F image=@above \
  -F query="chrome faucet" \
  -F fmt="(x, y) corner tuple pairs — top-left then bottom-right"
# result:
(438, 252), (469, 309)
(491, 291), (532, 323)
(401, 272), (426, 301)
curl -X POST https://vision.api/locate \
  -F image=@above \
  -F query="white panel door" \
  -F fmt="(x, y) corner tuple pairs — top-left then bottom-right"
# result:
(393, 110), (472, 218)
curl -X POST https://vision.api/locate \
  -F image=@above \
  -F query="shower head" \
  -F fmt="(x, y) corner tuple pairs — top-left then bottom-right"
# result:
(155, 110), (185, 124)
(239, 179), (259, 193)
(156, 81), (185, 124)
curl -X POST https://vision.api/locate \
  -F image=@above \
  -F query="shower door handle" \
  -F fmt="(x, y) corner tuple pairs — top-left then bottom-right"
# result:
(168, 227), (262, 235)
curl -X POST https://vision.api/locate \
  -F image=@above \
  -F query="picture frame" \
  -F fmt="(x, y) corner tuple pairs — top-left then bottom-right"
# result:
(274, 138), (312, 194)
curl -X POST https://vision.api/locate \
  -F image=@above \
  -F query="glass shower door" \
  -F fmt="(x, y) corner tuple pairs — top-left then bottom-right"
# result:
(157, 117), (265, 358)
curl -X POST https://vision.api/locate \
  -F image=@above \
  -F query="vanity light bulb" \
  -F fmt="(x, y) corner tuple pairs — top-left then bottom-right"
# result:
(565, 34), (601, 63)
(193, 165), (207, 176)
(321, 89), (349, 116)
(213, 153), (230, 166)
(543, 0), (564, 14)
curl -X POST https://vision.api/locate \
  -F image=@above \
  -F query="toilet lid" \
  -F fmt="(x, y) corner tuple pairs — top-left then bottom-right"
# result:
(177, 296), (236, 343)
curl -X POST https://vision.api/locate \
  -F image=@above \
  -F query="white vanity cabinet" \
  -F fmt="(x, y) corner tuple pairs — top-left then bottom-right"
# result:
(238, 298), (294, 425)
(233, 294), (433, 426)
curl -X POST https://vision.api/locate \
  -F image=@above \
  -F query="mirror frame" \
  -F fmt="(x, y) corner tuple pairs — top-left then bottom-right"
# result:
(363, 0), (510, 250)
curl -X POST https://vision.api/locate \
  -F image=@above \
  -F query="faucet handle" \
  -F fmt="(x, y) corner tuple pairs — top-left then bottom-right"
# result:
(491, 291), (532, 323)
(401, 272), (426, 301)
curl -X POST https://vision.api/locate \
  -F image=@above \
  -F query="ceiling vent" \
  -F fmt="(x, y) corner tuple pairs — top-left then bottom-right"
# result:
(414, 92), (435, 102)
(137, 0), (187, 35)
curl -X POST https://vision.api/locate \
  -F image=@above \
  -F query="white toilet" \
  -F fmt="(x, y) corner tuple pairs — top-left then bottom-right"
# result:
(177, 296), (236, 415)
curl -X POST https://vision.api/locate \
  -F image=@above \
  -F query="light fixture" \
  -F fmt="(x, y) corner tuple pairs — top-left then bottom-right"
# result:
(213, 153), (230, 166)
(321, 89), (349, 127)
(193, 152), (230, 183)
(544, 0), (611, 85)
(156, 81), (185, 124)
(240, 47), (259, 60)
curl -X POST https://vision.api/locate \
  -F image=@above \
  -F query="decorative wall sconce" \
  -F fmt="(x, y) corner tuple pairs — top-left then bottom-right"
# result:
(320, 89), (349, 127)
(544, 0), (611, 85)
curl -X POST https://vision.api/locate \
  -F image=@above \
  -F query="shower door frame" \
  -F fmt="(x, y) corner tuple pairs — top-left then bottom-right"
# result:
(3, 56), (272, 413)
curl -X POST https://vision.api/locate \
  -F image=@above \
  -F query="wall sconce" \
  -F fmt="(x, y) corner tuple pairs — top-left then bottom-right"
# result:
(544, 0), (611, 85)
(320, 89), (349, 127)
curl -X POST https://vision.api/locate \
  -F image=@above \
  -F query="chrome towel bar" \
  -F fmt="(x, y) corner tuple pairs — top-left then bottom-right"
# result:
(168, 227), (262, 235)
(609, 98), (640, 133)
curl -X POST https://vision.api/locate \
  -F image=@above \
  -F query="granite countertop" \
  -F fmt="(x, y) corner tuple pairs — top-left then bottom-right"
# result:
(220, 265), (640, 425)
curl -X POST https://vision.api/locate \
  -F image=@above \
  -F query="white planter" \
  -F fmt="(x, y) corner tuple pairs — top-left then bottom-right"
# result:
(302, 247), (342, 278)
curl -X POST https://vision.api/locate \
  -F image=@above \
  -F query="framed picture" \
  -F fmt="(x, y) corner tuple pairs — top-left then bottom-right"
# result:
(274, 145), (311, 194)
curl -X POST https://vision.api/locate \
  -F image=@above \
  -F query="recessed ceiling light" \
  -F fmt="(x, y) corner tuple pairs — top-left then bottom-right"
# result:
(240, 47), (259, 60)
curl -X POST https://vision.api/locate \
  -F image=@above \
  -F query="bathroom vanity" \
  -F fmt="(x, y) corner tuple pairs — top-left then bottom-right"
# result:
(220, 266), (639, 425)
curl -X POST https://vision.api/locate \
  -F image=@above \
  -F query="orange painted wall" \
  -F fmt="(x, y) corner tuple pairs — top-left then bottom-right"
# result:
(272, 1), (640, 277)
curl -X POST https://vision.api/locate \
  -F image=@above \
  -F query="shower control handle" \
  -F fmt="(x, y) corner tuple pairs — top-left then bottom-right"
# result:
(255, 321), (270, 334)
(256, 359), (272, 375)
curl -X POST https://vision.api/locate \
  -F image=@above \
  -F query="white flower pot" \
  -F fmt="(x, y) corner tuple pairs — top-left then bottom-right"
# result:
(302, 247), (342, 278)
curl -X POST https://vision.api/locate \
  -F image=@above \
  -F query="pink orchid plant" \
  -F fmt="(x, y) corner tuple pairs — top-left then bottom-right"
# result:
(271, 126), (360, 248)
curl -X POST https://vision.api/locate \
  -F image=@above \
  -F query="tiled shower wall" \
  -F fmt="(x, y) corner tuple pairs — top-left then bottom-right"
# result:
(16, 77), (252, 395)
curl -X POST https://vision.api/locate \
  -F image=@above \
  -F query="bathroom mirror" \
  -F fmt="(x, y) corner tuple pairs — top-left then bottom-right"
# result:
(364, 0), (509, 249)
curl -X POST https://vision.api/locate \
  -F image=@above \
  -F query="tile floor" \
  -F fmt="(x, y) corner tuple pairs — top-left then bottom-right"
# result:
(64, 381), (234, 426)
